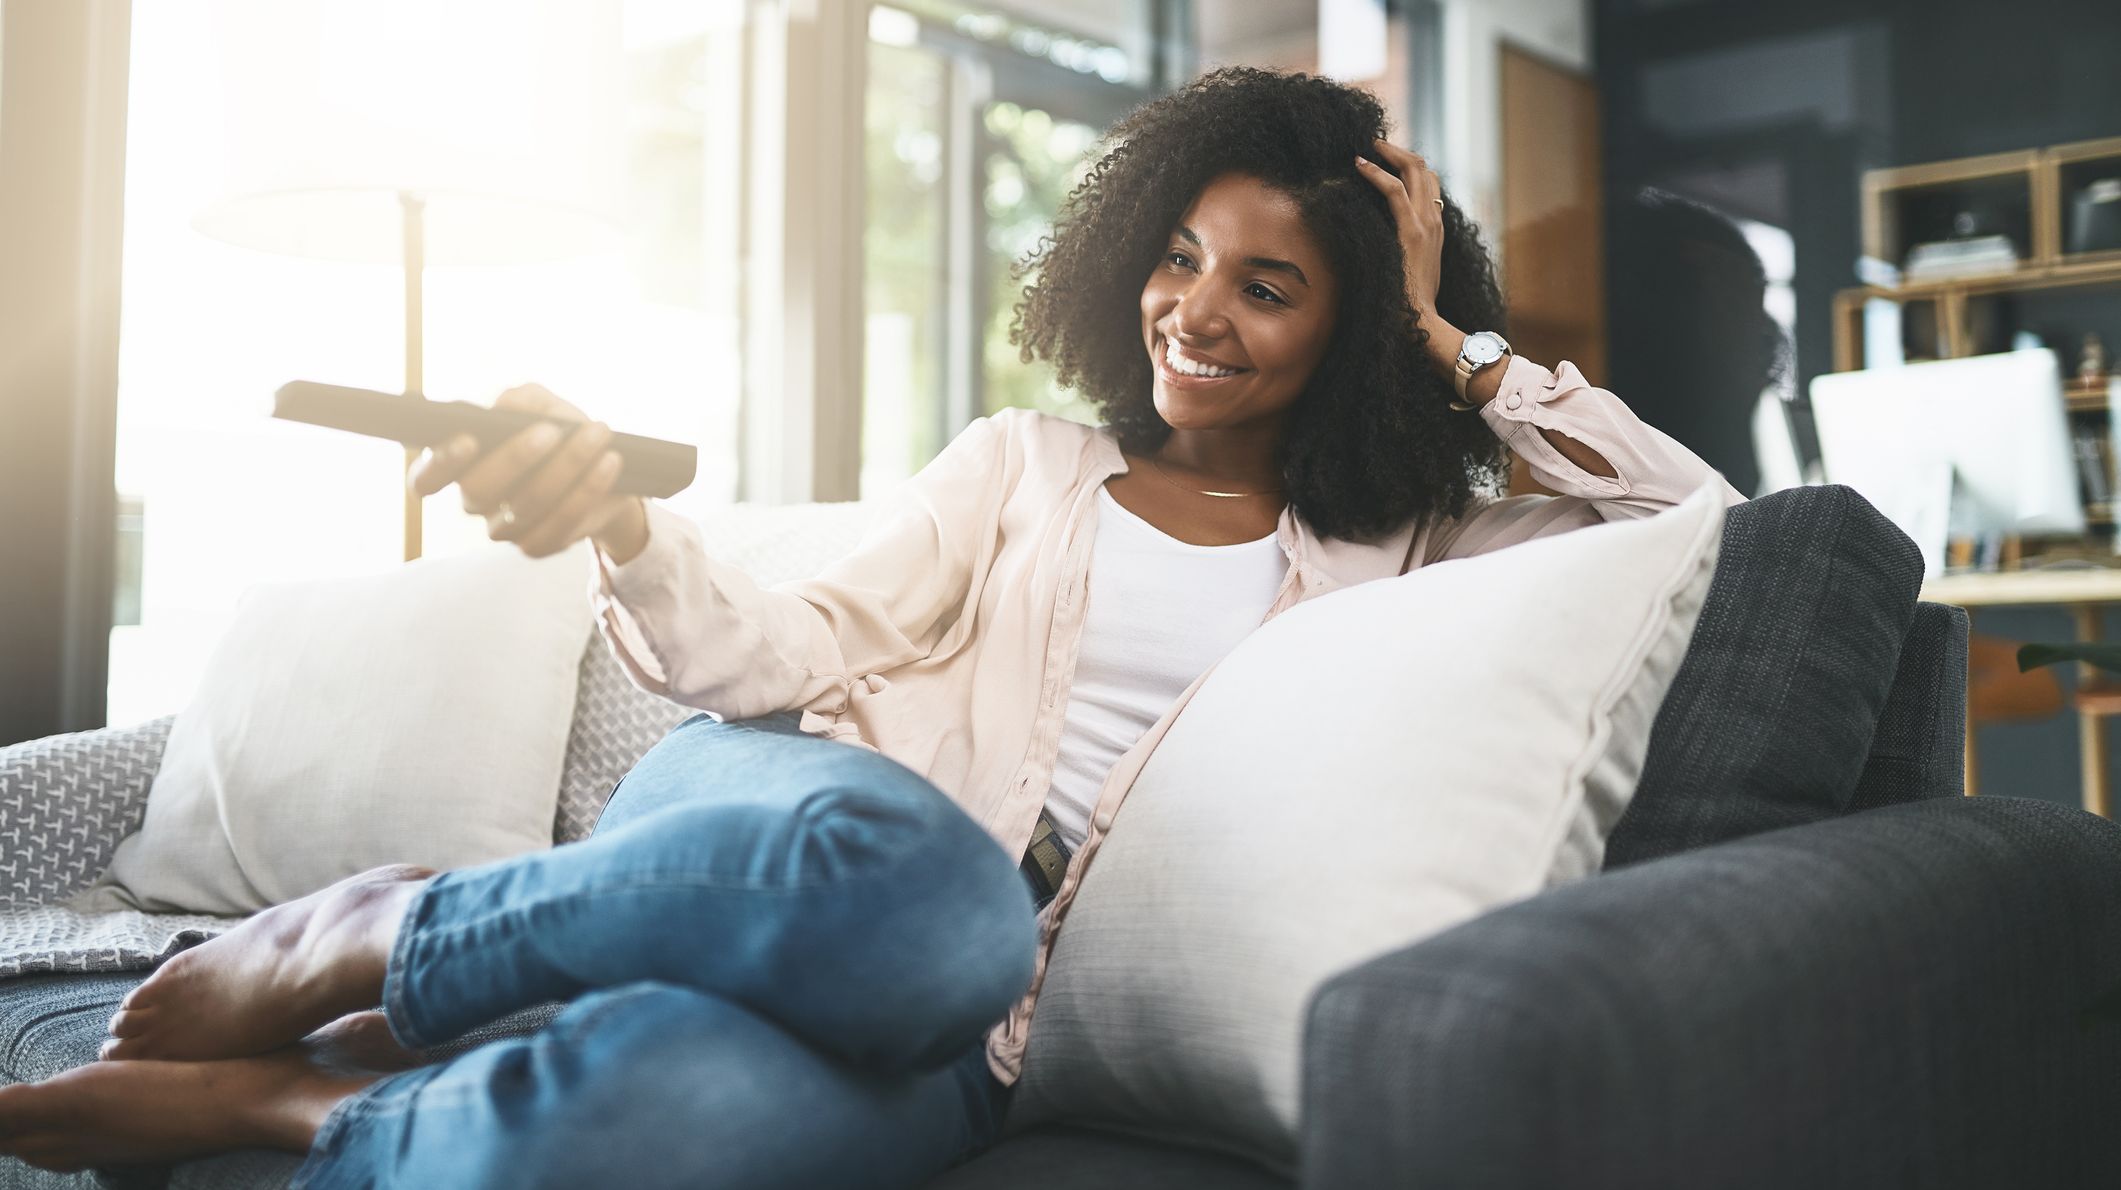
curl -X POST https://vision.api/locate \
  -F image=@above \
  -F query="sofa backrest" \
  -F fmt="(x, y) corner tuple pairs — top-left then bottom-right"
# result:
(562, 487), (1966, 861)
(1604, 484), (1952, 868)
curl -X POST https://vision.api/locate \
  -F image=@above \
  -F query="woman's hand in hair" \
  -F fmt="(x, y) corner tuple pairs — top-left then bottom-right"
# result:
(1355, 139), (1447, 327)
(407, 383), (651, 563)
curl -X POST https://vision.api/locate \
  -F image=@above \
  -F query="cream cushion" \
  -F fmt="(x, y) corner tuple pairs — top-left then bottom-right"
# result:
(1009, 483), (1728, 1169)
(77, 541), (593, 916)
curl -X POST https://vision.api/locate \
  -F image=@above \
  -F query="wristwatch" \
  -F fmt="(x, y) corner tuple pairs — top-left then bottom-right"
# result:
(1451, 330), (1512, 404)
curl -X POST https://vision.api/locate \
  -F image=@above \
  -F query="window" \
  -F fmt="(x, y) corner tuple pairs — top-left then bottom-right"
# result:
(107, 2), (745, 725)
(861, 1), (1156, 496)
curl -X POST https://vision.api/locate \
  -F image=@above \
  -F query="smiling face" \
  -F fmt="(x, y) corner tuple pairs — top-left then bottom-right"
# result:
(1139, 172), (1340, 434)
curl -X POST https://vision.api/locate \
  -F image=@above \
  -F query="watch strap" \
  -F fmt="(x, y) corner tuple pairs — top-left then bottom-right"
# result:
(1452, 354), (1479, 401)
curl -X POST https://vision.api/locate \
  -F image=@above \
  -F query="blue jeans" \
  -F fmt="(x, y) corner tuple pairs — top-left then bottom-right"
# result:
(289, 711), (1039, 1190)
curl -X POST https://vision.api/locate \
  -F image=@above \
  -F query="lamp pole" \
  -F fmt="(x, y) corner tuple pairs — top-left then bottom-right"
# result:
(400, 190), (425, 562)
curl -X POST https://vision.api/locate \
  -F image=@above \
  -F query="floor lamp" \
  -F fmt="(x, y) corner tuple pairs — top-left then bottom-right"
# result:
(400, 192), (426, 560)
(191, 0), (624, 561)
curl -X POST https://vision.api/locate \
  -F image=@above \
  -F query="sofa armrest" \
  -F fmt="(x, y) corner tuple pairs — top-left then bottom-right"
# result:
(1300, 796), (2121, 1190)
(0, 718), (173, 904)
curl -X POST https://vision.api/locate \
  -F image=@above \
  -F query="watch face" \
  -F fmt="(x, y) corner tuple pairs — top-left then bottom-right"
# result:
(1463, 332), (1505, 366)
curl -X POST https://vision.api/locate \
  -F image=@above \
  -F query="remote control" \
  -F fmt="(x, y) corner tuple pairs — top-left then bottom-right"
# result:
(272, 380), (697, 500)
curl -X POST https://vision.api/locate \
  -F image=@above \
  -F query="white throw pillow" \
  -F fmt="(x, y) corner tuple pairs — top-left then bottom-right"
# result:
(1010, 483), (1728, 1169)
(75, 542), (594, 916)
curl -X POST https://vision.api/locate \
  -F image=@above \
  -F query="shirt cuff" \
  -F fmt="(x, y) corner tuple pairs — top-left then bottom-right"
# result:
(585, 501), (705, 697)
(1475, 354), (1563, 429)
(1475, 355), (1630, 498)
(591, 500), (692, 602)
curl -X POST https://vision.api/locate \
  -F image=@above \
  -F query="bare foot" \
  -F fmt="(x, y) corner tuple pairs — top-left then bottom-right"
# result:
(0, 1047), (378, 1172)
(102, 865), (435, 1062)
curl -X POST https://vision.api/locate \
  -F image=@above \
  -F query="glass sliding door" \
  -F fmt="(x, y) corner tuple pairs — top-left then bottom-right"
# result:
(857, 0), (1440, 495)
(977, 99), (1103, 424)
(863, 21), (954, 495)
(860, 0), (1157, 496)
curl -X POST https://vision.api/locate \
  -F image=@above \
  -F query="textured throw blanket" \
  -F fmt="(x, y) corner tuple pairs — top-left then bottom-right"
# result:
(0, 636), (695, 983)
(0, 716), (226, 978)
(0, 902), (234, 979)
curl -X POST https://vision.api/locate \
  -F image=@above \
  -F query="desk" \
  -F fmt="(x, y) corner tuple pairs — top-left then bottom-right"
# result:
(1921, 569), (2121, 607)
(1919, 568), (2121, 813)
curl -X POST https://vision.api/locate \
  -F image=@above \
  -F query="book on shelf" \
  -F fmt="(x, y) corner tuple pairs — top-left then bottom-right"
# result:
(1903, 234), (2020, 281)
(2076, 424), (2116, 509)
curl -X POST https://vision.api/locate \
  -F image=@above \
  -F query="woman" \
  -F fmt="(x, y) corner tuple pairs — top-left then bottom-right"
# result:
(0, 68), (1740, 1184)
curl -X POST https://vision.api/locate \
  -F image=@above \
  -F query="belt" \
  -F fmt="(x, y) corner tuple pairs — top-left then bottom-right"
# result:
(1018, 807), (1073, 911)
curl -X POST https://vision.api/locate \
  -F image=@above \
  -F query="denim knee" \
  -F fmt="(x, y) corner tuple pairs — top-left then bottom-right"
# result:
(590, 723), (1038, 1070)
(795, 778), (1038, 1069)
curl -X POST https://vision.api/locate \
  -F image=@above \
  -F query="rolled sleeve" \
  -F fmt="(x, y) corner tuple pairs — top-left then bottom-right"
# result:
(1436, 356), (1745, 561)
(1478, 357), (1629, 499)
(587, 500), (708, 699)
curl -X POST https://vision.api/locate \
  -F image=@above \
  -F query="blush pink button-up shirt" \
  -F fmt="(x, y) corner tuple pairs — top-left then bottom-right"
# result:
(589, 354), (1745, 1084)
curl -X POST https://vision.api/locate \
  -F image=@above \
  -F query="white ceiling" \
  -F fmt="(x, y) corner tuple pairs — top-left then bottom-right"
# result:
(1197, 1), (1316, 57)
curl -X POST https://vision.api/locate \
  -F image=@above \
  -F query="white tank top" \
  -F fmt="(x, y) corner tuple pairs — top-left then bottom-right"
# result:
(1040, 485), (1289, 853)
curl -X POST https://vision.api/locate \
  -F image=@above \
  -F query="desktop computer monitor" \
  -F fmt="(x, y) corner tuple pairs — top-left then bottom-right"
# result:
(1809, 347), (2086, 576)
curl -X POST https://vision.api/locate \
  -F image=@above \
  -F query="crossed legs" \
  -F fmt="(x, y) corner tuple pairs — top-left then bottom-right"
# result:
(0, 713), (1038, 1188)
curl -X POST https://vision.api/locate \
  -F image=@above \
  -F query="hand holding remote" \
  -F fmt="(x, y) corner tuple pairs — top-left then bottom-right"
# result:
(408, 384), (651, 563)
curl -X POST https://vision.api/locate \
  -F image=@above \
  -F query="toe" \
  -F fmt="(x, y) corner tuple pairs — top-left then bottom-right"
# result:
(100, 1029), (159, 1060)
(106, 1007), (151, 1038)
(97, 1035), (149, 1061)
(118, 972), (171, 1011)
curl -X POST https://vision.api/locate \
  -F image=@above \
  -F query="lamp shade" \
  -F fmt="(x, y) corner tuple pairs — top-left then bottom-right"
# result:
(193, 0), (625, 265)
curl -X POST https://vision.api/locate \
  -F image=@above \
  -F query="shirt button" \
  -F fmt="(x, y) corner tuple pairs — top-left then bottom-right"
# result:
(1093, 809), (1115, 832)
(1505, 393), (1524, 411)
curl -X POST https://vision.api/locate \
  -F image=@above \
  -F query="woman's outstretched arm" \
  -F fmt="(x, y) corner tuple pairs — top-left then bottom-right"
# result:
(591, 410), (1015, 728)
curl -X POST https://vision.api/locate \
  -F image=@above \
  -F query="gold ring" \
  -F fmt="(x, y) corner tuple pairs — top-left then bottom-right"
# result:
(1432, 198), (1444, 209)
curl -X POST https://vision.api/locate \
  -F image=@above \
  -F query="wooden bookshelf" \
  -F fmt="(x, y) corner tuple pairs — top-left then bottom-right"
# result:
(2067, 377), (2114, 412)
(1833, 136), (2121, 373)
(1858, 147), (2047, 275)
(2054, 135), (2121, 270)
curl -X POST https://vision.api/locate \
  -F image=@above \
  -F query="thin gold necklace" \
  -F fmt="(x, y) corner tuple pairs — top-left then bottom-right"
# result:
(1147, 454), (1284, 499)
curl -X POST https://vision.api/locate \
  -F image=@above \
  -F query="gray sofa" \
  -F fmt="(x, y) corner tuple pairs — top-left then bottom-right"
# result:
(1, 484), (2116, 1189)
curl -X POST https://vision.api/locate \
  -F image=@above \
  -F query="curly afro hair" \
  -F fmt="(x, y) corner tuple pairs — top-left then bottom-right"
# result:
(1009, 66), (1509, 543)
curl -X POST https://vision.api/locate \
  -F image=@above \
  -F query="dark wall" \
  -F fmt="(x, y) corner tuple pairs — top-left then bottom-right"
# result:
(1890, 0), (2121, 163)
(1594, 0), (2121, 808)
(1597, 0), (2121, 468)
